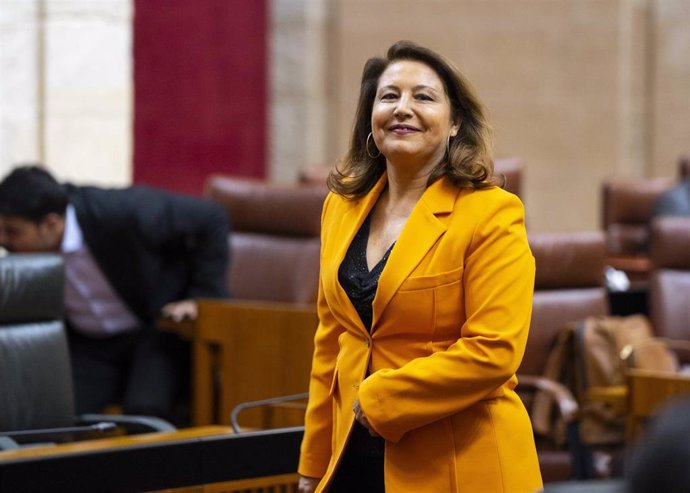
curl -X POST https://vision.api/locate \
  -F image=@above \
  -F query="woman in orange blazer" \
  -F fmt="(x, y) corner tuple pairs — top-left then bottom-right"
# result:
(298, 41), (542, 493)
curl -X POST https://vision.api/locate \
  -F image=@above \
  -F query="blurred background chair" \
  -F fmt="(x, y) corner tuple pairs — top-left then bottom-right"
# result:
(648, 216), (690, 346)
(678, 154), (690, 179)
(618, 216), (690, 440)
(493, 156), (523, 198)
(601, 157), (689, 290)
(0, 254), (173, 450)
(518, 231), (609, 482)
(601, 177), (674, 286)
(161, 175), (326, 428)
(205, 174), (327, 304)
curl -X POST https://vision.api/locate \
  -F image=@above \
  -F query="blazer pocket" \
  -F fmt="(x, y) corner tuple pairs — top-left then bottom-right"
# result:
(398, 265), (464, 292)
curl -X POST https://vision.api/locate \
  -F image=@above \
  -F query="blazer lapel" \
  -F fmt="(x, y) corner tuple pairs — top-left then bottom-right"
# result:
(371, 177), (457, 330)
(327, 174), (389, 335)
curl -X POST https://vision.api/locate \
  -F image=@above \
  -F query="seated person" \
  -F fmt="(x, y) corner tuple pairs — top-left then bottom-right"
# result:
(651, 178), (690, 218)
(0, 165), (230, 422)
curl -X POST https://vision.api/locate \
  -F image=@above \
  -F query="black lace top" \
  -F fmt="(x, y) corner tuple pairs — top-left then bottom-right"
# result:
(336, 213), (393, 457)
(338, 214), (394, 332)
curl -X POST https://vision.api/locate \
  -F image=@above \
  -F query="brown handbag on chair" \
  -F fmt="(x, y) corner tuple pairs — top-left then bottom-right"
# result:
(532, 314), (675, 447)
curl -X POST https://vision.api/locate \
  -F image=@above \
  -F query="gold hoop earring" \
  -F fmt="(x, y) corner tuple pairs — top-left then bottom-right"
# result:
(366, 132), (381, 159)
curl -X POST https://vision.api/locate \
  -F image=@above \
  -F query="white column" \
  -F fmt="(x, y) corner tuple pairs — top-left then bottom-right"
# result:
(0, 0), (133, 185)
(269, 0), (331, 183)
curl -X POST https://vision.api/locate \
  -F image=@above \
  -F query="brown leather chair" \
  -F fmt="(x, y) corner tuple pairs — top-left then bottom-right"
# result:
(297, 157), (524, 198)
(494, 156), (523, 198)
(204, 175), (327, 303)
(648, 216), (690, 344)
(163, 176), (328, 428)
(601, 178), (674, 283)
(612, 216), (690, 442)
(0, 254), (174, 450)
(679, 154), (690, 179)
(296, 164), (331, 188)
(518, 231), (609, 482)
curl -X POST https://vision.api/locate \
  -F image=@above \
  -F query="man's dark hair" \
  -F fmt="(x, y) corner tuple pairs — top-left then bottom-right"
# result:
(0, 165), (68, 222)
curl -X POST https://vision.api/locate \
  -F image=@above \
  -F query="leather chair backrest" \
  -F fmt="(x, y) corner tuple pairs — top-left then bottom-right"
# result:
(204, 175), (328, 304)
(494, 157), (523, 199)
(649, 216), (690, 341)
(679, 155), (690, 179)
(0, 254), (74, 431)
(602, 178), (674, 256)
(297, 165), (330, 188)
(520, 232), (609, 376)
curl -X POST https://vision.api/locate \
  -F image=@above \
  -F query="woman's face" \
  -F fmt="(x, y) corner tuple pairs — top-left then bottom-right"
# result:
(371, 60), (458, 172)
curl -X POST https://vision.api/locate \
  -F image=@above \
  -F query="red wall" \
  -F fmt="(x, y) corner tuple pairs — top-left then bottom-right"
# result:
(133, 0), (267, 195)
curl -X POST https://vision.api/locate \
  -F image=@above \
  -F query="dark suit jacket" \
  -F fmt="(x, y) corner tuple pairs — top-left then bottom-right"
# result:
(652, 180), (690, 218)
(65, 184), (230, 327)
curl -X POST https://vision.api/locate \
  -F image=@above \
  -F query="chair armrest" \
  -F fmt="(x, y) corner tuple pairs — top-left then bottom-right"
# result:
(78, 414), (176, 434)
(518, 374), (579, 423)
(0, 422), (117, 445)
(230, 393), (309, 433)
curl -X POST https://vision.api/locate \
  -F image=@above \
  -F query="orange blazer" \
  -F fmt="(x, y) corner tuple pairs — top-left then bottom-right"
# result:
(299, 174), (542, 493)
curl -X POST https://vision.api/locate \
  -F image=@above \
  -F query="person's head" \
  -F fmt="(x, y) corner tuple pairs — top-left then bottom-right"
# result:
(0, 165), (68, 252)
(627, 397), (690, 493)
(330, 40), (497, 198)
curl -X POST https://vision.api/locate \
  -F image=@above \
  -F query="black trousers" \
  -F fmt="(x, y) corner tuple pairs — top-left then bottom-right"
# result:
(67, 326), (189, 422)
(329, 421), (385, 493)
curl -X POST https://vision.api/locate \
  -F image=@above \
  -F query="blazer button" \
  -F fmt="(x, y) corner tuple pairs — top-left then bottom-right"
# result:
(364, 338), (370, 347)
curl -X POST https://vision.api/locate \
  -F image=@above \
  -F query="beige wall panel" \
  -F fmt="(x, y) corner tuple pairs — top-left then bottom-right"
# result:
(649, 0), (690, 177)
(0, 0), (133, 185)
(328, 0), (689, 233)
(269, 0), (331, 183)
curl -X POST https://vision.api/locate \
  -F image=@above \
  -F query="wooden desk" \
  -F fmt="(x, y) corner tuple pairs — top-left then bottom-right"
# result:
(626, 369), (690, 439)
(160, 299), (318, 428)
(0, 426), (231, 461)
(0, 426), (303, 492)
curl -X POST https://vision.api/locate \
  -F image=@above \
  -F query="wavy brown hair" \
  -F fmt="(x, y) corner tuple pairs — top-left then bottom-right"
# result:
(329, 40), (500, 199)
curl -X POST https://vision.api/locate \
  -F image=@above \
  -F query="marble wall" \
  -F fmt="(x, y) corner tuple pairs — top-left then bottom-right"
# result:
(0, 1), (41, 174)
(268, 0), (331, 183)
(0, 0), (132, 185)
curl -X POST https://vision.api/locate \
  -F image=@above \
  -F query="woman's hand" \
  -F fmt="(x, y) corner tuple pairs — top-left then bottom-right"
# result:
(353, 398), (380, 437)
(298, 475), (321, 493)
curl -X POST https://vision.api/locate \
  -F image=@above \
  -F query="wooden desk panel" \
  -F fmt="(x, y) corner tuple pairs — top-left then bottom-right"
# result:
(162, 299), (318, 428)
(0, 426), (232, 461)
(0, 426), (303, 493)
(626, 369), (690, 438)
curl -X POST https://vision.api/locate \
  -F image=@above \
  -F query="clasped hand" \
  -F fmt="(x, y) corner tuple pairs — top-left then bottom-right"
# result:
(297, 398), (380, 493)
(352, 398), (380, 437)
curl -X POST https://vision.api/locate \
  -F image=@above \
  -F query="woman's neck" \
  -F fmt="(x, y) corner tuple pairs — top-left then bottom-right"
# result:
(383, 161), (432, 216)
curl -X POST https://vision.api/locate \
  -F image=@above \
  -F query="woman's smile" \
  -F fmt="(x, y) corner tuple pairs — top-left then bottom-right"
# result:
(388, 124), (420, 135)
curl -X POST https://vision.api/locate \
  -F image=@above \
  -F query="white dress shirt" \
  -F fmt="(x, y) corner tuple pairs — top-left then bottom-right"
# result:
(61, 205), (142, 337)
